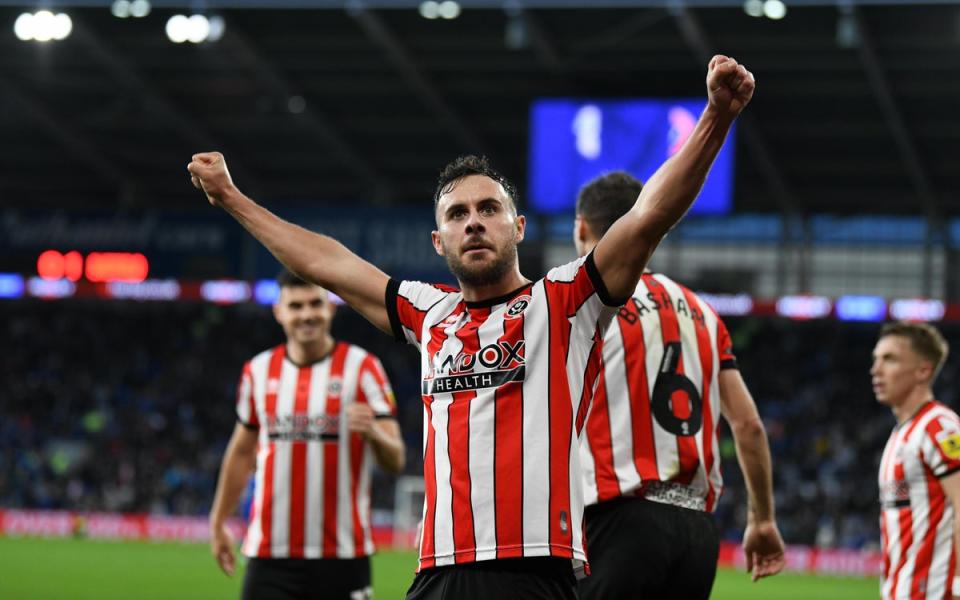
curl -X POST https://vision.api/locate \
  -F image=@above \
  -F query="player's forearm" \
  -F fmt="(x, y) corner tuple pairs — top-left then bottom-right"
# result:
(368, 423), (406, 475)
(629, 105), (734, 244)
(592, 106), (736, 299)
(732, 416), (776, 522)
(219, 186), (392, 332)
(219, 186), (353, 291)
(209, 446), (256, 527)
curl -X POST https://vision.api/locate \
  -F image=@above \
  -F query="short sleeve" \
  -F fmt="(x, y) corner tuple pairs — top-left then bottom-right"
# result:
(235, 361), (258, 429)
(543, 252), (622, 341)
(921, 414), (960, 478)
(357, 354), (397, 418)
(716, 318), (738, 370)
(386, 278), (457, 349)
(549, 251), (629, 309)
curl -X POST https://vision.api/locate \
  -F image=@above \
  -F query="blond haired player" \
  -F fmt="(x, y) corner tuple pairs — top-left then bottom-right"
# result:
(875, 321), (960, 600)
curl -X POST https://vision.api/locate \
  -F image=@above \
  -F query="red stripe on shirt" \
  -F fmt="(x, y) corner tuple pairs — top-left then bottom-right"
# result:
(397, 295), (428, 339)
(349, 413), (366, 558)
(287, 362), (314, 557)
(620, 294), (659, 482)
(418, 319), (453, 569)
(889, 461), (913, 596)
(646, 276), (700, 485)
(362, 355), (396, 415)
(420, 398), (438, 570)
(495, 311), (525, 559)
(681, 287), (716, 510)
(586, 368), (621, 503)
(256, 345), (286, 556)
(322, 343), (348, 557)
(238, 361), (257, 426)
(545, 278), (576, 557)
(448, 309), (485, 564)
(911, 418), (950, 598)
(912, 463), (945, 598)
(879, 431), (896, 581)
(575, 330), (604, 436)
(351, 367), (375, 557)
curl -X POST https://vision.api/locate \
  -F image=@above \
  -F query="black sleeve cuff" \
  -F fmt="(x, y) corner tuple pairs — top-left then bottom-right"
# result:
(936, 464), (960, 479)
(375, 414), (398, 421)
(385, 278), (405, 343)
(584, 251), (631, 307)
(237, 415), (259, 431)
(720, 358), (739, 370)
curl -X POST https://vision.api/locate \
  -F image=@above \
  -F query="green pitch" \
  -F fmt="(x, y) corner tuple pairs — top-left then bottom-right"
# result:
(0, 537), (877, 599)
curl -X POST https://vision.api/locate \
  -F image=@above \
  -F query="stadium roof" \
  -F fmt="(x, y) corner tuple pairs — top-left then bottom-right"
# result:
(1, 1), (957, 215)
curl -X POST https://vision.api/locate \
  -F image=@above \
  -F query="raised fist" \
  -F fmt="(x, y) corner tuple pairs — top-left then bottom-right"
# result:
(187, 152), (235, 207)
(706, 55), (756, 118)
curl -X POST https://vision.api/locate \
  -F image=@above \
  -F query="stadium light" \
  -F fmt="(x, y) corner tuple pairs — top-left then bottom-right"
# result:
(111, 0), (131, 18)
(207, 15), (226, 42)
(166, 14), (222, 44)
(186, 14), (210, 43)
(438, 1), (461, 19)
(14, 10), (72, 42)
(165, 14), (188, 42)
(419, 1), (440, 19)
(743, 0), (764, 17)
(763, 0), (787, 19)
(129, 0), (151, 18)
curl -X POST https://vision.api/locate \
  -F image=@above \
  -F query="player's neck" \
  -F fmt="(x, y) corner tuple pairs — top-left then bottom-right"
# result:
(286, 335), (335, 366)
(458, 269), (530, 303)
(891, 387), (935, 425)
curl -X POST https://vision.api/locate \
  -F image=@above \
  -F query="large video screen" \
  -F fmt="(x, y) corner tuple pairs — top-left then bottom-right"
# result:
(528, 99), (735, 215)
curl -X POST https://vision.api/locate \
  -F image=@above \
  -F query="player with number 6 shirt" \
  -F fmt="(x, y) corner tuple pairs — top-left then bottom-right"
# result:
(573, 172), (785, 600)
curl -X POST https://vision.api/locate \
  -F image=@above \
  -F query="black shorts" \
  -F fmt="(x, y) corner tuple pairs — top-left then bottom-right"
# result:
(578, 497), (719, 600)
(405, 557), (577, 600)
(242, 556), (371, 600)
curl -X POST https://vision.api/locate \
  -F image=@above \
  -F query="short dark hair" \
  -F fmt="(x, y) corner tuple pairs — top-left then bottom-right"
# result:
(276, 269), (310, 289)
(433, 155), (518, 214)
(880, 321), (950, 379)
(576, 171), (644, 238)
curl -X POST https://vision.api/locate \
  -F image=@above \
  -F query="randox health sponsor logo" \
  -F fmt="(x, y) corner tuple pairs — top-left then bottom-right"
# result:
(423, 340), (525, 395)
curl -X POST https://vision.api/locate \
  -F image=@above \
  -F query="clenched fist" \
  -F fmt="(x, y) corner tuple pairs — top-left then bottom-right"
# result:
(706, 55), (756, 118)
(346, 403), (376, 439)
(188, 152), (235, 208)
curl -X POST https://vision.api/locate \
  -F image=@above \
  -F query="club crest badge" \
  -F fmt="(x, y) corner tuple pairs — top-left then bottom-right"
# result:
(505, 295), (532, 320)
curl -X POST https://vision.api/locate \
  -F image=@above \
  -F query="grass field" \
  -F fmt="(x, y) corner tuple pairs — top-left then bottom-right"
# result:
(0, 537), (878, 599)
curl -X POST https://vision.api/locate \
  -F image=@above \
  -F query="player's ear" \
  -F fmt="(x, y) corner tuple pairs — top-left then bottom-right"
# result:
(515, 215), (525, 243)
(917, 360), (935, 383)
(272, 303), (282, 324)
(431, 230), (445, 256)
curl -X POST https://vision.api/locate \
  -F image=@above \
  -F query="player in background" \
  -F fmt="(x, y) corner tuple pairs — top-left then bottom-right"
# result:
(573, 171), (785, 599)
(208, 270), (405, 600)
(874, 322), (960, 600)
(189, 55), (755, 600)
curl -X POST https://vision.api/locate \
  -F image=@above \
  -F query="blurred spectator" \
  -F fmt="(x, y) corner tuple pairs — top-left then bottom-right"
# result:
(0, 300), (422, 516)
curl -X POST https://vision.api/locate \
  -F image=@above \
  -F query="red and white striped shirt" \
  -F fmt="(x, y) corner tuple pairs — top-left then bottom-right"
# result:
(879, 401), (960, 600)
(386, 253), (618, 571)
(581, 273), (737, 512)
(235, 341), (396, 559)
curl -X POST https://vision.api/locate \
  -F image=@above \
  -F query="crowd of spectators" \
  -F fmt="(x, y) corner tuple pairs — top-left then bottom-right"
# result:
(3, 298), (958, 550)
